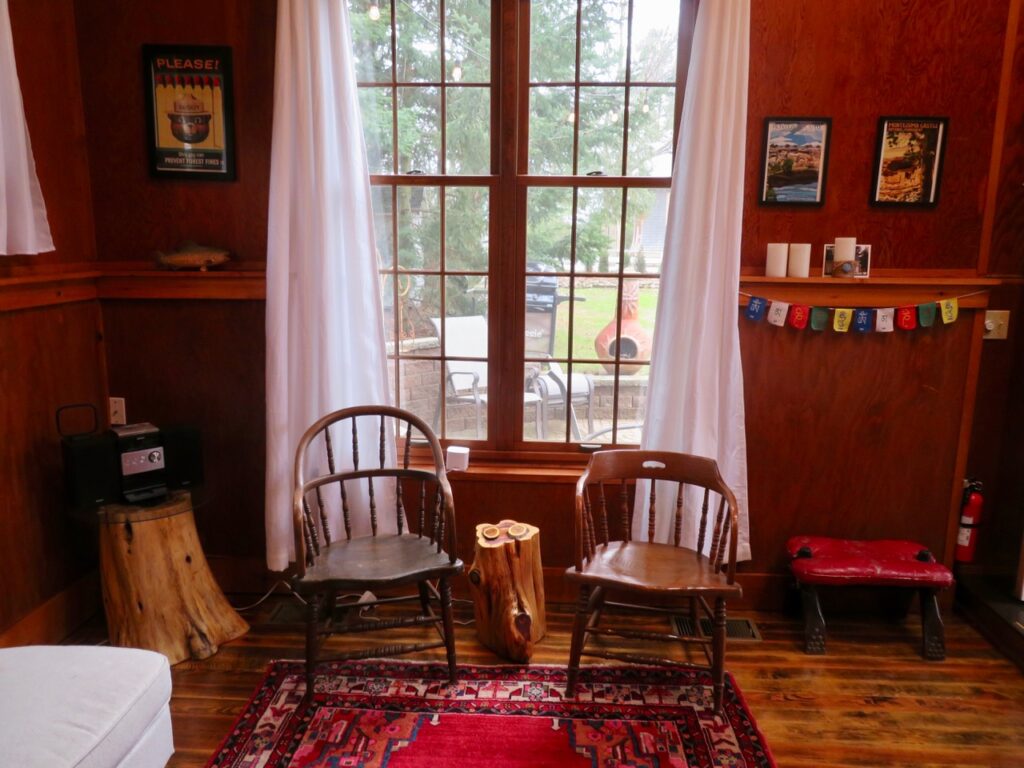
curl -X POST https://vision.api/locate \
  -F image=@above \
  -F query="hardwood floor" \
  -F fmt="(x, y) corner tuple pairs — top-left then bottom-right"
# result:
(137, 596), (1024, 766)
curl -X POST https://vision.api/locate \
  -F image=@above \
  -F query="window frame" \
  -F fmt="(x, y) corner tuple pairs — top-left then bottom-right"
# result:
(364, 0), (697, 457)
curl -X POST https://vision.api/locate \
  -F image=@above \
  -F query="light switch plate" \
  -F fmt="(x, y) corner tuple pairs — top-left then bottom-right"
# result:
(983, 310), (1010, 340)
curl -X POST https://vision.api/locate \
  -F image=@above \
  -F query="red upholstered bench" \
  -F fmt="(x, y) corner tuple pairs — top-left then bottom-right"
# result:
(786, 536), (955, 660)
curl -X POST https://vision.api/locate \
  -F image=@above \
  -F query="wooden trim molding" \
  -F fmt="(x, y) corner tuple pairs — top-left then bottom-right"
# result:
(0, 263), (999, 313)
(0, 572), (100, 647)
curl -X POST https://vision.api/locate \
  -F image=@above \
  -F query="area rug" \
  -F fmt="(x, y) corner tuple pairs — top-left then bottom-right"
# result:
(207, 660), (776, 767)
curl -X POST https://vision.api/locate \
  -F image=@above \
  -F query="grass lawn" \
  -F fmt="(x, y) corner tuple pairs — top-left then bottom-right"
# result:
(546, 283), (658, 370)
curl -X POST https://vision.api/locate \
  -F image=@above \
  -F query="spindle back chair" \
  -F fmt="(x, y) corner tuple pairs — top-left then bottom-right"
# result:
(291, 405), (462, 698)
(565, 450), (742, 712)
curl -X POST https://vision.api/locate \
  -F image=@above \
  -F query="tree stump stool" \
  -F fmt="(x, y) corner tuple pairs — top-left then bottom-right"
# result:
(98, 491), (249, 665)
(467, 519), (546, 662)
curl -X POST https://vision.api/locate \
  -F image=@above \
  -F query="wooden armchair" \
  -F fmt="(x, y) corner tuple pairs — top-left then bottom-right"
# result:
(565, 450), (742, 712)
(291, 406), (462, 699)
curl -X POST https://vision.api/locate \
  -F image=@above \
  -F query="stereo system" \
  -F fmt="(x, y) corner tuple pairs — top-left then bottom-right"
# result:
(62, 421), (204, 508)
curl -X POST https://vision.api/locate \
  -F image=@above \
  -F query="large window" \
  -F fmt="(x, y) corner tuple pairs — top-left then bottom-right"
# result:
(350, 0), (691, 450)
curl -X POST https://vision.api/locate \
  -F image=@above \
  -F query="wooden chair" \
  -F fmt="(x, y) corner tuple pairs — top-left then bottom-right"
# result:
(291, 405), (463, 699)
(565, 450), (742, 712)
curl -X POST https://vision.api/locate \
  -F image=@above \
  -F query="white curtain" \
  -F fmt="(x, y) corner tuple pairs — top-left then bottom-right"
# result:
(635, 0), (751, 561)
(265, 0), (394, 572)
(0, 0), (53, 255)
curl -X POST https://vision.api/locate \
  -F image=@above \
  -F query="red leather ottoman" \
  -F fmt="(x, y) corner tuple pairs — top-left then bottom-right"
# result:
(786, 536), (954, 660)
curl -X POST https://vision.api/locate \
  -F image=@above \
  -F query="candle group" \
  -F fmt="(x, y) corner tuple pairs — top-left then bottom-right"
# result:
(765, 242), (812, 278)
(834, 237), (856, 264)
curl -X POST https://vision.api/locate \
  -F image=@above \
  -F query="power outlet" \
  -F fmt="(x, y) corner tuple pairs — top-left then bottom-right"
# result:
(983, 310), (1010, 340)
(109, 397), (127, 426)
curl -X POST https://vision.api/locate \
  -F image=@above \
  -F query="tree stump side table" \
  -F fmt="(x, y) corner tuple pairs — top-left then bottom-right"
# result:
(98, 491), (249, 665)
(467, 519), (546, 662)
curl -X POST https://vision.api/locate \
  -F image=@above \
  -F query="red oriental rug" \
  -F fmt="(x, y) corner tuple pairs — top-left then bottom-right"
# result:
(206, 661), (776, 767)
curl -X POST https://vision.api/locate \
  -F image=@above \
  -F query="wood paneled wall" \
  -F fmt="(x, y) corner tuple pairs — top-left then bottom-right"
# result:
(0, 0), (104, 637)
(743, 0), (1009, 271)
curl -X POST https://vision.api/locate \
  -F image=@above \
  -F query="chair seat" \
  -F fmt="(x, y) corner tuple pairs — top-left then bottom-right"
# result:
(565, 541), (743, 597)
(298, 534), (464, 590)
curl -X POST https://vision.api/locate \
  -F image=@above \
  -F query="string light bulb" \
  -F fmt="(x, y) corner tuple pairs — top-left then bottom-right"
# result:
(567, 110), (576, 123)
(451, 63), (463, 82)
(368, 3), (380, 20)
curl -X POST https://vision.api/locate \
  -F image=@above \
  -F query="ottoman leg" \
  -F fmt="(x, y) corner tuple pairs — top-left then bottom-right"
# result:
(919, 589), (946, 661)
(801, 583), (827, 654)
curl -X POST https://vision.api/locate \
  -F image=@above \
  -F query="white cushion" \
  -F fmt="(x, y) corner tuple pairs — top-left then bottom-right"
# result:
(0, 645), (173, 768)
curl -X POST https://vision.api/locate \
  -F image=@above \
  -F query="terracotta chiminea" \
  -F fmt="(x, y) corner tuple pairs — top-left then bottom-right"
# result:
(594, 280), (651, 375)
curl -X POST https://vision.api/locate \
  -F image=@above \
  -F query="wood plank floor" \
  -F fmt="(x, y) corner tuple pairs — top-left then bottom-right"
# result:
(117, 596), (1024, 767)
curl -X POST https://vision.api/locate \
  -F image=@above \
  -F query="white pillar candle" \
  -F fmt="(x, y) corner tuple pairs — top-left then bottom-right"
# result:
(446, 445), (469, 471)
(766, 243), (788, 277)
(834, 237), (856, 264)
(787, 243), (811, 278)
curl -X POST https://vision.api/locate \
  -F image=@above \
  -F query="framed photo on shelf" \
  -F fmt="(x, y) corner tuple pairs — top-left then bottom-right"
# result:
(759, 117), (831, 205)
(871, 116), (947, 207)
(822, 244), (871, 278)
(142, 44), (236, 181)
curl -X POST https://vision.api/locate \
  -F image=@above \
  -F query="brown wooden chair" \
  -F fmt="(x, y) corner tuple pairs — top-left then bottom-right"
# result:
(565, 450), (742, 712)
(291, 405), (462, 699)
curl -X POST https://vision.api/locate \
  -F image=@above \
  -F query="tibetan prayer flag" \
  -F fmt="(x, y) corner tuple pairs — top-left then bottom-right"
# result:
(810, 307), (829, 331)
(853, 308), (874, 333)
(940, 298), (959, 324)
(767, 301), (790, 326)
(745, 296), (768, 321)
(897, 306), (917, 330)
(789, 304), (810, 329)
(918, 302), (937, 327)
(876, 308), (895, 332)
(833, 308), (853, 333)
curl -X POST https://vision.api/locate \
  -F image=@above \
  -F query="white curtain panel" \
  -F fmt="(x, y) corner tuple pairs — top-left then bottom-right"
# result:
(0, 0), (53, 255)
(635, 0), (751, 561)
(265, 0), (394, 571)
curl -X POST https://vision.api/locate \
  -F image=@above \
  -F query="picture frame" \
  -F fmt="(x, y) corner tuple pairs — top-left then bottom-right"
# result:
(870, 116), (947, 207)
(822, 244), (871, 279)
(142, 45), (236, 181)
(759, 117), (831, 205)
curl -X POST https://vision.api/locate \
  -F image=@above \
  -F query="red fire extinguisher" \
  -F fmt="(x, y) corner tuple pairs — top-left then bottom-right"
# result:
(955, 479), (984, 563)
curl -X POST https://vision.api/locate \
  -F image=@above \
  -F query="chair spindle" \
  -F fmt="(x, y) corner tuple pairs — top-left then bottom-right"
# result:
(715, 498), (730, 570)
(697, 487), (711, 555)
(302, 496), (320, 559)
(673, 482), (684, 546)
(318, 429), (334, 545)
(432, 487), (443, 552)
(619, 480), (630, 541)
(594, 484), (609, 545)
(418, 481), (426, 538)
(647, 479), (657, 543)
(709, 496), (725, 564)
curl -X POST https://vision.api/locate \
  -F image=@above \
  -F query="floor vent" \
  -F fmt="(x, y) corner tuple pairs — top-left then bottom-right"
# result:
(672, 615), (762, 641)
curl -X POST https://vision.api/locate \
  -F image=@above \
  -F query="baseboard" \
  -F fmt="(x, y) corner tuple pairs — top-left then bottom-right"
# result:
(0, 572), (100, 647)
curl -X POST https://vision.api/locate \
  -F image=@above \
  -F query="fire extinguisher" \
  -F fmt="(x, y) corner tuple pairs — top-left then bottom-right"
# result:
(955, 479), (984, 563)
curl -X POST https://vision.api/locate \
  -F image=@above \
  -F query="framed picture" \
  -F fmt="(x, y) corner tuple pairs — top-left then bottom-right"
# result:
(143, 45), (236, 180)
(759, 117), (831, 205)
(822, 244), (871, 278)
(871, 117), (947, 206)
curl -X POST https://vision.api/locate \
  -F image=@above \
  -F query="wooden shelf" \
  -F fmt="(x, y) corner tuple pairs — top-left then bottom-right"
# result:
(97, 269), (265, 301)
(738, 275), (997, 308)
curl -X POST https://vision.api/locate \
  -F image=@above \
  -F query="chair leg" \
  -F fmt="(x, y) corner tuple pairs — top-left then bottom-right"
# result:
(417, 580), (434, 617)
(711, 597), (726, 713)
(801, 583), (827, 654)
(440, 577), (458, 683)
(566, 586), (591, 697)
(920, 589), (946, 661)
(304, 593), (320, 703)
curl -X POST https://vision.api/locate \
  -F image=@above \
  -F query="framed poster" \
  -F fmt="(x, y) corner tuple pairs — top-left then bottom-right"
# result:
(759, 117), (831, 205)
(143, 45), (236, 180)
(871, 117), (947, 206)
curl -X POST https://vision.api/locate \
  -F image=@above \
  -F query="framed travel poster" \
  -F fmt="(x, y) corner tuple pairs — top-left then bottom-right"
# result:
(143, 45), (236, 180)
(759, 117), (831, 205)
(871, 116), (947, 207)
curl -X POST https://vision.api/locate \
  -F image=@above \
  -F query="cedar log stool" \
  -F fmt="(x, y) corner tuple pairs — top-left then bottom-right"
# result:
(99, 491), (249, 664)
(786, 536), (954, 660)
(467, 520), (546, 662)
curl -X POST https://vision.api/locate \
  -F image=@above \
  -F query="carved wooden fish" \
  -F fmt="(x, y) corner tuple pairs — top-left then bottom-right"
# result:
(154, 241), (231, 271)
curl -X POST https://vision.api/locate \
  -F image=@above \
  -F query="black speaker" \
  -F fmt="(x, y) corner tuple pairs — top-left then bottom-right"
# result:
(162, 425), (204, 490)
(62, 432), (120, 508)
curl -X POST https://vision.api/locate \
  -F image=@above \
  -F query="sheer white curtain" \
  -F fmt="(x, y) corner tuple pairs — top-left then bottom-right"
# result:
(265, 0), (394, 571)
(635, 0), (751, 560)
(0, 0), (53, 255)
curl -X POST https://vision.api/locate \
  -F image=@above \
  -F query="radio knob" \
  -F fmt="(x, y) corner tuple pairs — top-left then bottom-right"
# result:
(148, 450), (162, 463)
